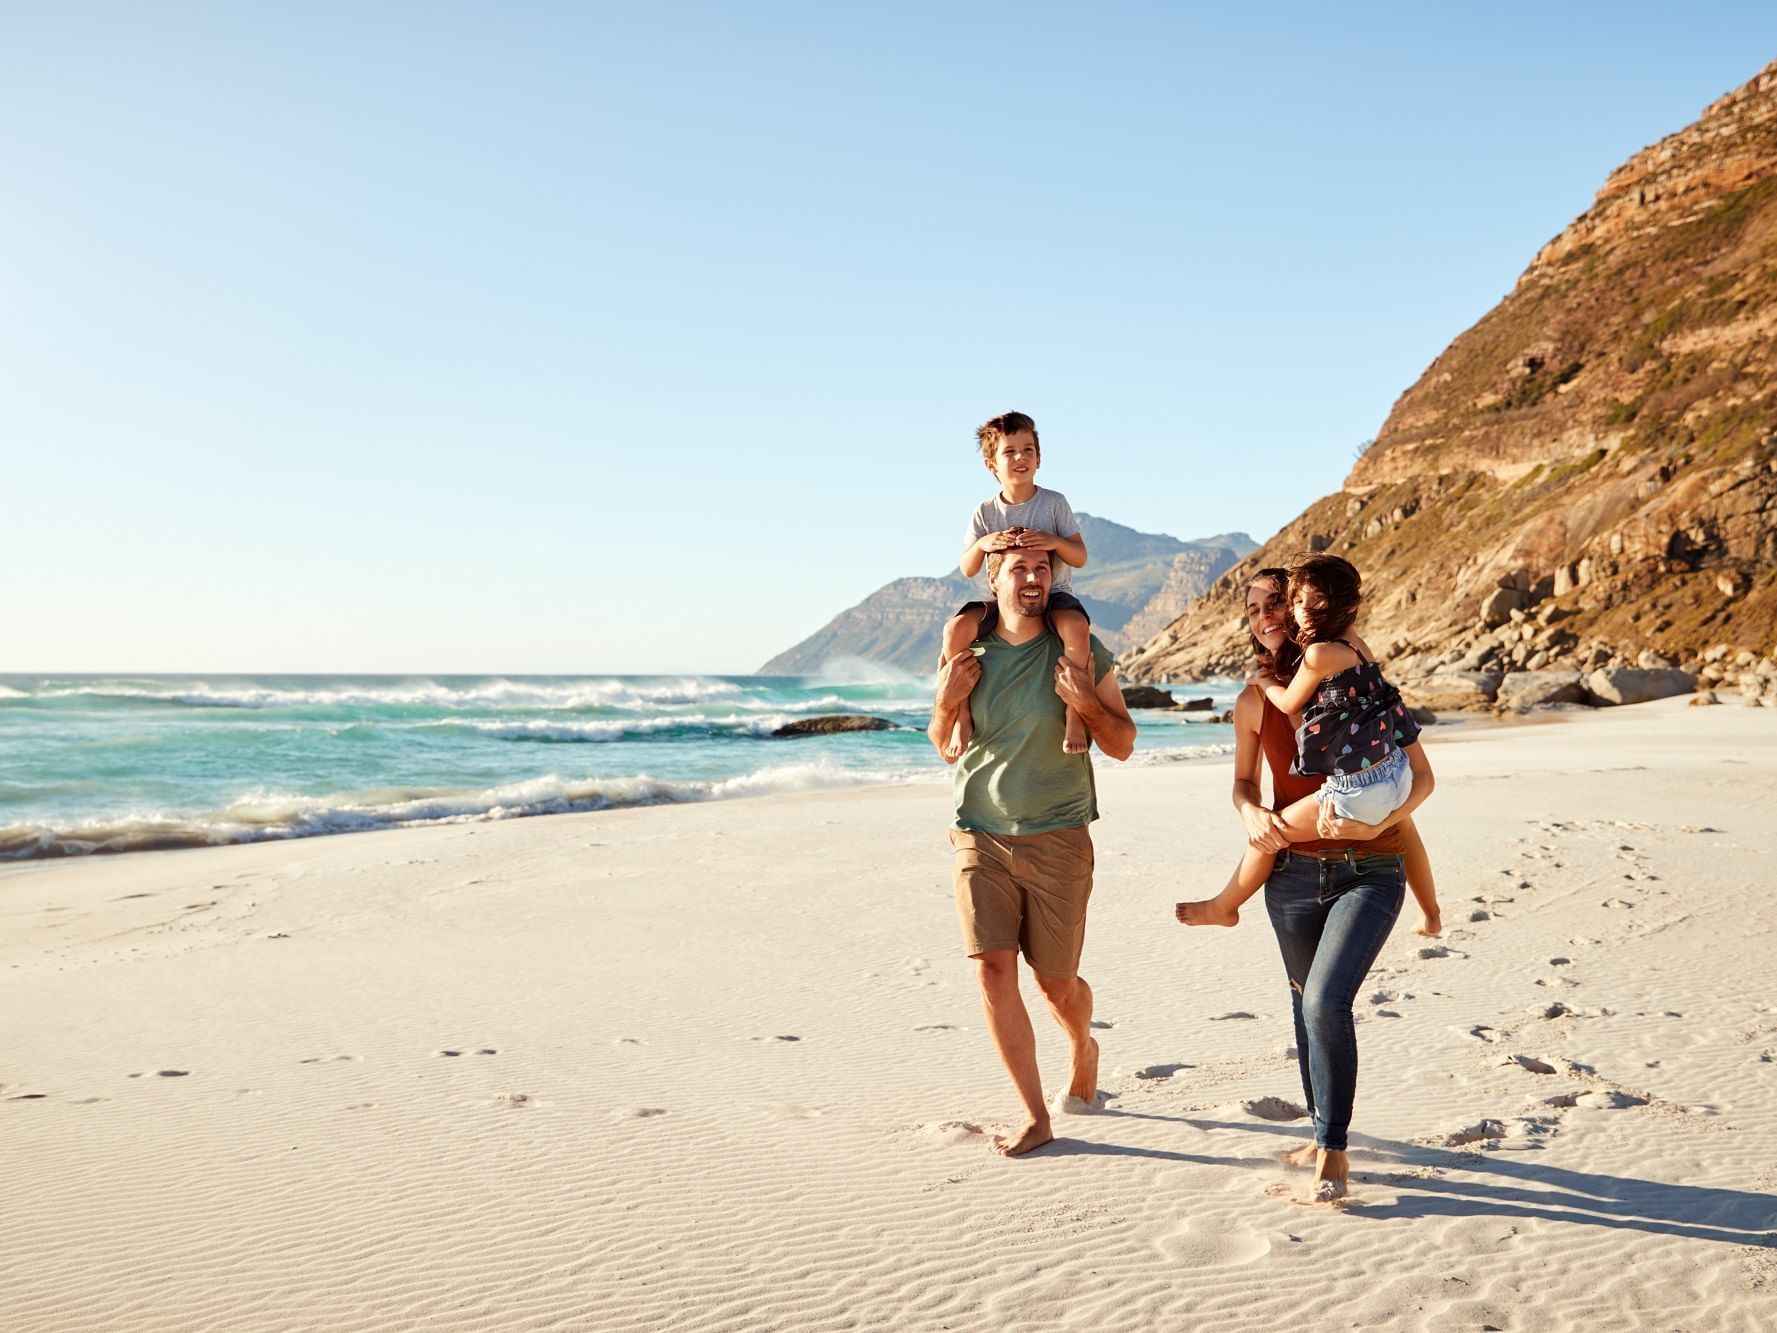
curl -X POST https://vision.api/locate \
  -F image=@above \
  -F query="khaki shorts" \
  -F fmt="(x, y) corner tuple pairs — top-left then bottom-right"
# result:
(949, 825), (1094, 978)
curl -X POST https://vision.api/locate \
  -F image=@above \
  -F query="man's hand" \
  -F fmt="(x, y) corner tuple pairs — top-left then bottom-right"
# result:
(1316, 810), (1382, 841)
(1240, 803), (1291, 853)
(935, 651), (982, 709)
(1053, 657), (1096, 712)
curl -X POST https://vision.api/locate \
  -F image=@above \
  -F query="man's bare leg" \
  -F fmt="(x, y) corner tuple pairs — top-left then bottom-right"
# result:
(1034, 970), (1098, 1112)
(973, 951), (1053, 1156)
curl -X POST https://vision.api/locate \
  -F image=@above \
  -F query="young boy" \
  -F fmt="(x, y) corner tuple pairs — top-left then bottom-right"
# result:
(940, 411), (1092, 760)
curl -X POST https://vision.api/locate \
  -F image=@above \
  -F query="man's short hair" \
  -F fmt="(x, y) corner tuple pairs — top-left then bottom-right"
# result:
(977, 411), (1039, 464)
(985, 546), (1056, 584)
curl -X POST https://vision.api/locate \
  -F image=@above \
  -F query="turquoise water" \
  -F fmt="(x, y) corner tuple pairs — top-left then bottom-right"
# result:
(0, 671), (1237, 859)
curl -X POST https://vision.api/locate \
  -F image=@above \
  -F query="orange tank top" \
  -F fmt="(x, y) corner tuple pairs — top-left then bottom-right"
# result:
(1260, 698), (1406, 856)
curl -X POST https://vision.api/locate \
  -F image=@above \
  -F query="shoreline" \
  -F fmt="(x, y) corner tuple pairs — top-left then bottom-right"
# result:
(5, 695), (1774, 1331)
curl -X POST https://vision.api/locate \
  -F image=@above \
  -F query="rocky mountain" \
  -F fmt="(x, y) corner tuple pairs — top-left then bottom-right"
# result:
(1122, 58), (1777, 709)
(758, 515), (1255, 675)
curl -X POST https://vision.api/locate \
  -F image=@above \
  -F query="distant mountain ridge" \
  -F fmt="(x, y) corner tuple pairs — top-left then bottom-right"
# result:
(1122, 58), (1777, 692)
(758, 515), (1256, 675)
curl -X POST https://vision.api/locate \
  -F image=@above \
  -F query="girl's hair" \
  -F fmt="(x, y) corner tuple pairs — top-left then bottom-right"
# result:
(1285, 553), (1363, 645)
(1247, 567), (1302, 682)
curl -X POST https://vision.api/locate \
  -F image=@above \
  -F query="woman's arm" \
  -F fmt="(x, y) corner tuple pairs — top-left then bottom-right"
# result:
(1230, 686), (1290, 851)
(1315, 740), (1436, 840)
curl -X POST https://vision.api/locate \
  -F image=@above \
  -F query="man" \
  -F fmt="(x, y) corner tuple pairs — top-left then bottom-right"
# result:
(928, 544), (1136, 1157)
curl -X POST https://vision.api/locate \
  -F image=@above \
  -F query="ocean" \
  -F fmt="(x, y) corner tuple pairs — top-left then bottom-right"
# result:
(0, 670), (1239, 860)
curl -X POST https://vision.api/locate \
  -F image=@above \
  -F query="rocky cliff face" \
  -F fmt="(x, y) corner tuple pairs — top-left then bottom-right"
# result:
(759, 516), (1254, 675)
(1123, 59), (1777, 703)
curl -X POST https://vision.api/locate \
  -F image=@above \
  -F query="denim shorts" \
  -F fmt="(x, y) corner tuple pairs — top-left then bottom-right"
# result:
(1316, 747), (1411, 825)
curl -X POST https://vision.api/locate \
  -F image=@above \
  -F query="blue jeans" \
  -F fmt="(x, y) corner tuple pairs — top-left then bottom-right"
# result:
(1263, 849), (1405, 1152)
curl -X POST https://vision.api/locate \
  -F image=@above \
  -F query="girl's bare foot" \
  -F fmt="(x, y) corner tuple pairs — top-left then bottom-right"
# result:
(1413, 911), (1443, 937)
(1176, 897), (1240, 927)
(992, 1119), (1054, 1157)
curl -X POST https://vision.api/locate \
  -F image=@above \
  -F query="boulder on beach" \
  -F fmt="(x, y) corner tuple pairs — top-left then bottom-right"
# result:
(1583, 667), (1695, 707)
(1121, 686), (1177, 709)
(771, 715), (897, 737)
(1398, 671), (1502, 712)
(1496, 670), (1590, 713)
(1176, 697), (1215, 711)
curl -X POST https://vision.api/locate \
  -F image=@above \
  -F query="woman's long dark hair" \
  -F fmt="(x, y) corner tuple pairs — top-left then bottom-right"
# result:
(1248, 567), (1302, 682)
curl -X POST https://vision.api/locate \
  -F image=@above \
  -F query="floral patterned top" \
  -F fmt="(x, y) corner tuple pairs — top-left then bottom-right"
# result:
(1292, 641), (1420, 778)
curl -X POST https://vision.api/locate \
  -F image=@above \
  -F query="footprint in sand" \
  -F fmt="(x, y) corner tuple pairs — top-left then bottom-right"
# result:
(1469, 910), (1491, 923)
(299, 1055), (358, 1064)
(914, 1024), (956, 1032)
(1506, 1054), (1557, 1074)
(922, 1120), (988, 1147)
(1466, 1025), (1501, 1043)
(1155, 1217), (1271, 1267)
(614, 1037), (642, 1045)
(157, 1070), (189, 1078)
(749, 1034), (802, 1043)
(615, 1107), (668, 1120)
(1418, 945), (1450, 960)
(1090, 1019), (1116, 1030)
(9, 1093), (48, 1101)
(1135, 1063), (1191, 1081)
(1209, 1011), (1258, 1021)
(1444, 1118), (1508, 1146)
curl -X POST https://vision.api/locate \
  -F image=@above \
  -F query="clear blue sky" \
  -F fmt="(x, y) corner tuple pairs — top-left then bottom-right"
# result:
(5, 3), (1771, 674)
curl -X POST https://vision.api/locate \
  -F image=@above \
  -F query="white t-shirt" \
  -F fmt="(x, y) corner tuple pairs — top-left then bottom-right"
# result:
(965, 485), (1081, 593)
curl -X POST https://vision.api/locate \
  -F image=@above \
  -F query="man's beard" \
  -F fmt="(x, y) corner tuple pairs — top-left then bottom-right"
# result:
(1000, 586), (1049, 620)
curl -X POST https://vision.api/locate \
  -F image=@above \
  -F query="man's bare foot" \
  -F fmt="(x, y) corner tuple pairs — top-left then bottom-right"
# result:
(992, 1119), (1054, 1157)
(1280, 1142), (1319, 1169)
(1064, 1037), (1099, 1106)
(1175, 897), (1240, 927)
(1063, 709), (1088, 755)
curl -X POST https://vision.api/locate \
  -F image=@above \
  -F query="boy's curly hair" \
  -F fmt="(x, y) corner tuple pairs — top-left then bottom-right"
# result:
(976, 411), (1039, 464)
(1286, 553), (1363, 646)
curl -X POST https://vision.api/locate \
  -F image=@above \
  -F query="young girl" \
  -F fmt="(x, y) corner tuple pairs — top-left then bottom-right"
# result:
(1177, 553), (1441, 933)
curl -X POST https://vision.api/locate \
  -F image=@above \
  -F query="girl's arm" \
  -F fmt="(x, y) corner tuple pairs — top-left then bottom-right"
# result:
(1261, 641), (1350, 715)
(1230, 686), (1289, 850)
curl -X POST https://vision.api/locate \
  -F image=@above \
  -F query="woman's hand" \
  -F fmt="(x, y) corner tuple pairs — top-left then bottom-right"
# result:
(1316, 810), (1383, 841)
(1240, 803), (1291, 853)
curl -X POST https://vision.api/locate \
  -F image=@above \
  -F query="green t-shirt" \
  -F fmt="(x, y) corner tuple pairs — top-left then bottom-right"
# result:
(952, 631), (1117, 836)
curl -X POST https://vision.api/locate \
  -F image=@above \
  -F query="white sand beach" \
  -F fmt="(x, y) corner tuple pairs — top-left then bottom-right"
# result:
(3, 696), (1775, 1331)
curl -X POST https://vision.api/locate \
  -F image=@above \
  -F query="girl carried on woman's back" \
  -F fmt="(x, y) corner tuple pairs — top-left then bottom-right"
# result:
(1178, 552), (1440, 933)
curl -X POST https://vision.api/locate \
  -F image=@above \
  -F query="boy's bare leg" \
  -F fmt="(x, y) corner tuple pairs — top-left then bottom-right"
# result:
(1400, 817), (1442, 936)
(973, 951), (1053, 1157)
(1034, 971), (1098, 1111)
(1054, 609), (1092, 754)
(939, 610), (986, 761)
(1176, 793), (1322, 926)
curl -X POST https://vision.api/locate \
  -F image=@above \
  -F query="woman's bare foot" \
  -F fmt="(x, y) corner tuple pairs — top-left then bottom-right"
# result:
(1280, 1143), (1319, 1169)
(1413, 910), (1442, 937)
(1176, 897), (1240, 927)
(1300, 1147), (1349, 1204)
(1062, 707), (1088, 755)
(992, 1119), (1054, 1157)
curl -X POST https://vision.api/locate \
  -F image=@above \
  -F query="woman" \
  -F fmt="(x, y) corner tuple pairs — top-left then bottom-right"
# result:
(1180, 566), (1437, 1203)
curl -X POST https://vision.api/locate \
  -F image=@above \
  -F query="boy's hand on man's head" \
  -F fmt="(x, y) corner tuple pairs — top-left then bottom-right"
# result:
(1013, 529), (1058, 551)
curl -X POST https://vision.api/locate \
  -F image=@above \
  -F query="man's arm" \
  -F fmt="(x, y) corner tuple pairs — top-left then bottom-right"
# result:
(927, 651), (981, 764)
(1055, 658), (1135, 761)
(1316, 740), (1436, 839)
